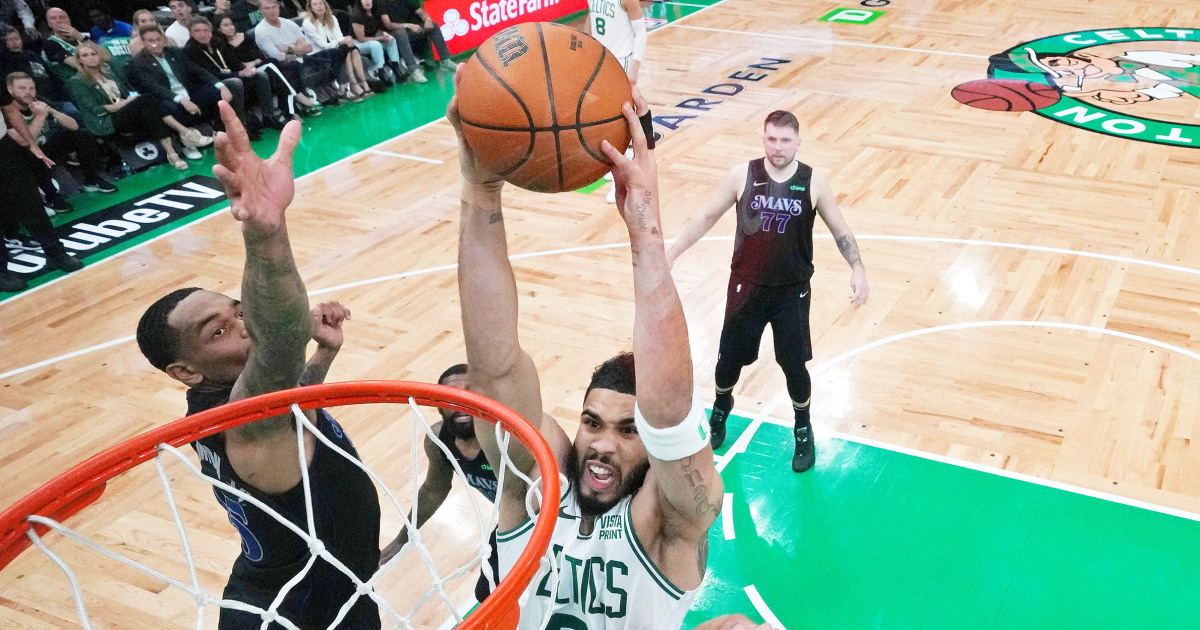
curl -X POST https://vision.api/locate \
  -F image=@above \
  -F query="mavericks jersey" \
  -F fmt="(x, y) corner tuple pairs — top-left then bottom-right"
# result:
(731, 158), (817, 288)
(497, 484), (697, 630)
(589, 0), (636, 66)
(437, 421), (498, 502)
(186, 387), (381, 628)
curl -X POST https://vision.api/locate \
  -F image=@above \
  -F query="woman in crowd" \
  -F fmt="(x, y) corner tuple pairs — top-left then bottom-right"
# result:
(65, 41), (200, 170)
(127, 9), (172, 57)
(185, 16), (277, 132)
(302, 0), (372, 101)
(213, 12), (318, 120)
(349, 0), (407, 85)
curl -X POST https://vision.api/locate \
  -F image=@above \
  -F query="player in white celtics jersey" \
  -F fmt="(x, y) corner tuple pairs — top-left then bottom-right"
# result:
(449, 69), (733, 629)
(588, 0), (646, 84)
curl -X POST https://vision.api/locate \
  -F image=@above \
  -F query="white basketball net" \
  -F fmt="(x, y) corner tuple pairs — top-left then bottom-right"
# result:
(19, 397), (561, 630)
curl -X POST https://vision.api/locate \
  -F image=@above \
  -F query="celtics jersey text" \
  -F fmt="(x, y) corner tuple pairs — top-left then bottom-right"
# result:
(731, 158), (817, 287)
(589, 0), (636, 64)
(497, 485), (697, 629)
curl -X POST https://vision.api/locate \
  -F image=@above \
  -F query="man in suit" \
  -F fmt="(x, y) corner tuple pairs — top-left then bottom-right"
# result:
(127, 25), (251, 137)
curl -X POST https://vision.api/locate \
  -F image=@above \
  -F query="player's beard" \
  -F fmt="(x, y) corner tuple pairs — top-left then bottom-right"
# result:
(564, 443), (650, 518)
(447, 412), (476, 440)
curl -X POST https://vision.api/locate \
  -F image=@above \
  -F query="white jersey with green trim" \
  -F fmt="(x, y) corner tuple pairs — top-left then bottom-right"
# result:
(496, 484), (697, 629)
(589, 0), (636, 63)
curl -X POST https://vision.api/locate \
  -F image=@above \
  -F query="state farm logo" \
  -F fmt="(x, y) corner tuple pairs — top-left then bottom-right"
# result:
(440, 8), (469, 40)
(439, 0), (562, 40)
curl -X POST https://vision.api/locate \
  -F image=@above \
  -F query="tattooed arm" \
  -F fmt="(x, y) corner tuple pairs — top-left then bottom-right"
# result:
(813, 170), (869, 307)
(447, 67), (570, 532)
(298, 302), (350, 386)
(605, 95), (723, 591)
(208, 102), (315, 492)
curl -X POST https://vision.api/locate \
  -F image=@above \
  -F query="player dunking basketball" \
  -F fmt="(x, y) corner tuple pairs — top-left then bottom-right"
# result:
(668, 110), (869, 473)
(449, 65), (724, 628)
(135, 102), (381, 629)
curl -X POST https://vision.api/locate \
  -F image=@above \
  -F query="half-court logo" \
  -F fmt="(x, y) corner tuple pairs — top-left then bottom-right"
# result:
(957, 28), (1200, 147)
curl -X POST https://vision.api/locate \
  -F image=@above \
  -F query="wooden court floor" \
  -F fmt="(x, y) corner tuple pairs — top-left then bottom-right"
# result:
(3, 0), (1200, 627)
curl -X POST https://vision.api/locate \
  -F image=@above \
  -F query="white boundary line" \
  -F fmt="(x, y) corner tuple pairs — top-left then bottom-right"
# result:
(671, 24), (991, 59)
(366, 149), (445, 164)
(5, 234), (1199, 378)
(721, 493), (735, 540)
(744, 585), (788, 630)
(715, 321), (1200, 523)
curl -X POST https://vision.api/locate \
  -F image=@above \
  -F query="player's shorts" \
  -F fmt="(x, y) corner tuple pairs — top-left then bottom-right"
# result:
(218, 558), (381, 629)
(616, 53), (633, 72)
(717, 281), (812, 372)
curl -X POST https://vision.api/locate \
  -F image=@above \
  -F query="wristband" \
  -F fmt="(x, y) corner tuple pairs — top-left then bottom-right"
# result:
(633, 394), (709, 461)
(639, 110), (655, 150)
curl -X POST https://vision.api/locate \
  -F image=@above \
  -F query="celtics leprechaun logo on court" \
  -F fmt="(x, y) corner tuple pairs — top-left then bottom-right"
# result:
(953, 28), (1200, 147)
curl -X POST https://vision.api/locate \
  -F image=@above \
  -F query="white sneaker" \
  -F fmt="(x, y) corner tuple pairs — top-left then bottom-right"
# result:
(606, 187), (616, 204)
(182, 128), (213, 148)
(409, 67), (428, 84)
(181, 145), (202, 160)
(44, 206), (56, 217)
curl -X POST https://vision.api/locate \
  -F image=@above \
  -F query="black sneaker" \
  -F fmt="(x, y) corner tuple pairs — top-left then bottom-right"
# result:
(80, 177), (118, 193)
(708, 406), (729, 449)
(46, 195), (74, 213)
(792, 426), (815, 473)
(46, 252), (83, 272)
(0, 271), (27, 292)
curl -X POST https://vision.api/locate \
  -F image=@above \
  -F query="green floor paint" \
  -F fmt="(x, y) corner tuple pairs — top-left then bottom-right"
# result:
(686, 414), (1200, 630)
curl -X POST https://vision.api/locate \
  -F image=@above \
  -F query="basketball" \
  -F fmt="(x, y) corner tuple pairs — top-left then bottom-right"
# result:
(951, 79), (1062, 112)
(456, 22), (633, 193)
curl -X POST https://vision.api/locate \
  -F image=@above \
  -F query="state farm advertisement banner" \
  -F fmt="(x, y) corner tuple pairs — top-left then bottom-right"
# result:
(426, 0), (588, 55)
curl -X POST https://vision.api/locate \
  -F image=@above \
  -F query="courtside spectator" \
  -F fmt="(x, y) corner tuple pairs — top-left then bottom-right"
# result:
(164, 0), (194, 47)
(43, 7), (110, 82)
(302, 0), (372, 102)
(3, 71), (116, 203)
(87, 4), (132, 57)
(66, 40), (195, 170)
(2, 25), (70, 102)
(127, 10), (171, 57)
(253, 0), (327, 115)
(349, 0), (410, 84)
(213, 12), (296, 126)
(185, 16), (265, 136)
(381, 0), (455, 76)
(0, 109), (84, 293)
(128, 25), (248, 138)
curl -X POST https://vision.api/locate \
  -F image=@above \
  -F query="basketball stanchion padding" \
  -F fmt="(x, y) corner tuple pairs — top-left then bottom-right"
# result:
(0, 381), (560, 630)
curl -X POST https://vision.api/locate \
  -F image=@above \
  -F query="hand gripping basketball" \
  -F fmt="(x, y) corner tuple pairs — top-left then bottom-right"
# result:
(212, 101), (302, 239)
(601, 91), (659, 239)
(447, 64), (505, 191)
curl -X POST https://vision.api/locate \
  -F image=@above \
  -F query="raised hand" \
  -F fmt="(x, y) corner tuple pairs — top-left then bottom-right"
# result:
(446, 63), (503, 189)
(212, 100), (302, 240)
(600, 91), (659, 242)
(310, 301), (350, 350)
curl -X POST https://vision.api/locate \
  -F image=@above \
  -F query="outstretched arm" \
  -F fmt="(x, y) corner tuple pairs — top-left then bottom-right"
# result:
(448, 66), (569, 530)
(210, 101), (310, 435)
(602, 95), (722, 543)
(812, 170), (868, 307)
(665, 165), (740, 267)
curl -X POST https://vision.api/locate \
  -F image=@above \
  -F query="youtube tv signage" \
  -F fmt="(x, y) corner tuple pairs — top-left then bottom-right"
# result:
(426, 0), (588, 55)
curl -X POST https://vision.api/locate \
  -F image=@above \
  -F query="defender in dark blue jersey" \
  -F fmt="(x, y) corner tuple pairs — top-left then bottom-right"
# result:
(380, 363), (499, 603)
(134, 103), (381, 629)
(667, 110), (870, 473)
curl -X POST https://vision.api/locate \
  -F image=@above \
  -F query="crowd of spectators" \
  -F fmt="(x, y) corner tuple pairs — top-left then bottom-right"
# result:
(2, 0), (456, 290)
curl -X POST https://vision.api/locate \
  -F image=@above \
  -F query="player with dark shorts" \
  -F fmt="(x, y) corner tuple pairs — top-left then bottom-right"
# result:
(668, 110), (869, 473)
(134, 103), (381, 628)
